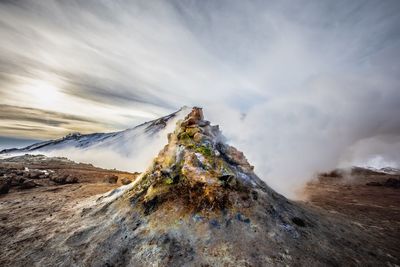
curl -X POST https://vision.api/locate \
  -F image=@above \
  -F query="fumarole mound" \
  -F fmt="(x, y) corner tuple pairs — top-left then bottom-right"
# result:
(5, 108), (394, 266)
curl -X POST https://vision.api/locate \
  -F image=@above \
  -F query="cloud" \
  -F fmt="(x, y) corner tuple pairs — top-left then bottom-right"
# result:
(0, 0), (400, 197)
(0, 104), (107, 139)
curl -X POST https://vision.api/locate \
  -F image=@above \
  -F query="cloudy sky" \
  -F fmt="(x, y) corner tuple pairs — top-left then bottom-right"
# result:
(1, 0), (400, 194)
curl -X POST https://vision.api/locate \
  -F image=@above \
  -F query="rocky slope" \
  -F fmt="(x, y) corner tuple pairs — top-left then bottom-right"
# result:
(1, 108), (397, 266)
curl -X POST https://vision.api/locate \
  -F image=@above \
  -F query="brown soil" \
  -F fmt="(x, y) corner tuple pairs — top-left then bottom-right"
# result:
(303, 172), (400, 261)
(0, 155), (139, 265)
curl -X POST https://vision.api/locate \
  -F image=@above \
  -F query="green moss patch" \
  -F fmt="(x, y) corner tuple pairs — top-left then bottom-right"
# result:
(195, 145), (213, 157)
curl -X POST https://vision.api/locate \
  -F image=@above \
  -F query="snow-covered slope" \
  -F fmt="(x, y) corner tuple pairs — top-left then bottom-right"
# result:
(0, 107), (191, 171)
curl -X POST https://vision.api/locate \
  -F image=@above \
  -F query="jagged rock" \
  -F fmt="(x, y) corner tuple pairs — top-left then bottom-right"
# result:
(29, 171), (42, 179)
(0, 179), (10, 194)
(20, 180), (37, 189)
(193, 132), (205, 143)
(384, 178), (400, 188)
(51, 174), (78, 184)
(104, 174), (118, 184)
(65, 176), (79, 184)
(17, 177), (26, 184)
(366, 178), (400, 188)
(121, 177), (132, 185)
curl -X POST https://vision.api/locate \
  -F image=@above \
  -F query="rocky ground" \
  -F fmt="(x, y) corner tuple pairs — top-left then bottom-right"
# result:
(0, 109), (399, 266)
(303, 168), (400, 264)
(0, 154), (139, 194)
(0, 154), (139, 266)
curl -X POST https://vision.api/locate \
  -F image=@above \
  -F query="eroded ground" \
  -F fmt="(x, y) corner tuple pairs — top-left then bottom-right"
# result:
(303, 170), (400, 262)
(0, 155), (139, 264)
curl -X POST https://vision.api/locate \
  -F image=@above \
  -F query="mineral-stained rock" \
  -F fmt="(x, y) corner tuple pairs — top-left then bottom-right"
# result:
(193, 132), (205, 143)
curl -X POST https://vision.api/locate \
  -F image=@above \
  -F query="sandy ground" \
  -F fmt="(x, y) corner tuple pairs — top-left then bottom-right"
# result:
(0, 155), (138, 265)
(303, 172), (400, 261)
(0, 183), (118, 261)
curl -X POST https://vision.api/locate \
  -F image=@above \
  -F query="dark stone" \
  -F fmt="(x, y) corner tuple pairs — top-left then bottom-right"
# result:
(51, 174), (78, 184)
(158, 234), (195, 265)
(384, 178), (400, 188)
(105, 175), (118, 184)
(197, 120), (210, 127)
(29, 171), (42, 179)
(65, 176), (79, 184)
(20, 180), (37, 189)
(251, 190), (258, 200)
(236, 213), (251, 223)
(143, 196), (159, 215)
(366, 182), (382, 186)
(218, 174), (236, 188)
(209, 219), (220, 229)
(121, 177), (132, 185)
(291, 217), (306, 227)
(0, 179), (10, 194)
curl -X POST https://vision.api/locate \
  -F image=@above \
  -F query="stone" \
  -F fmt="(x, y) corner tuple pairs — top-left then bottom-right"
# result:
(121, 177), (132, 185)
(191, 107), (204, 120)
(20, 180), (37, 189)
(51, 174), (78, 184)
(366, 182), (382, 187)
(29, 171), (42, 179)
(193, 132), (205, 143)
(197, 120), (210, 127)
(105, 175), (118, 184)
(0, 179), (10, 194)
(384, 178), (400, 188)
(65, 176), (79, 184)
(182, 107), (204, 127)
(50, 173), (68, 184)
(185, 127), (201, 137)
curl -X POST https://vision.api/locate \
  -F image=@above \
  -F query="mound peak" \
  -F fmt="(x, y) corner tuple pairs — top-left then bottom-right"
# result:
(129, 107), (265, 216)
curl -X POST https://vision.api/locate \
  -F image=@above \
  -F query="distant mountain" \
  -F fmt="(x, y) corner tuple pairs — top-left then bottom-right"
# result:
(8, 107), (390, 266)
(373, 167), (400, 175)
(0, 107), (190, 159)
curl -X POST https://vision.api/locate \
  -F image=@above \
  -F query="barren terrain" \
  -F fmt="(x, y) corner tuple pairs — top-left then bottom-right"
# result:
(0, 154), (139, 265)
(303, 169), (400, 262)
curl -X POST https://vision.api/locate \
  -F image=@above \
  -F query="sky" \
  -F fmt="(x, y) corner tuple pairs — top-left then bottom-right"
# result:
(1, 0), (400, 195)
